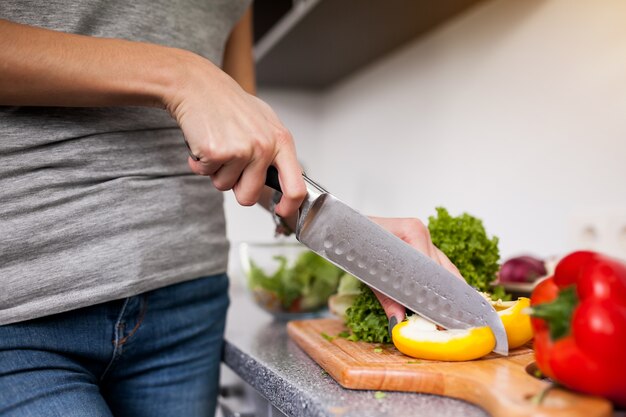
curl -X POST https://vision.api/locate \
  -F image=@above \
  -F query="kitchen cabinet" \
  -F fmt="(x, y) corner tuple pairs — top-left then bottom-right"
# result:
(252, 0), (486, 90)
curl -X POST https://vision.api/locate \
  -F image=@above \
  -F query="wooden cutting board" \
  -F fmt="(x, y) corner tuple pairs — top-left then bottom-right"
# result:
(287, 318), (614, 417)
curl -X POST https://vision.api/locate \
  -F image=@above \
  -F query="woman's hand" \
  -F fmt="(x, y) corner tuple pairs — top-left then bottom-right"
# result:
(164, 52), (306, 218)
(174, 6), (307, 218)
(368, 217), (464, 327)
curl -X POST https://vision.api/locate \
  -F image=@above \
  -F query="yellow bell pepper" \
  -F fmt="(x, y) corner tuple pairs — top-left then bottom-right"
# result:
(391, 315), (496, 361)
(492, 296), (533, 349)
(392, 297), (533, 361)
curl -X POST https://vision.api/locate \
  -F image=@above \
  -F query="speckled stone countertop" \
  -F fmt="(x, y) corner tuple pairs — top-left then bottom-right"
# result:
(223, 290), (489, 417)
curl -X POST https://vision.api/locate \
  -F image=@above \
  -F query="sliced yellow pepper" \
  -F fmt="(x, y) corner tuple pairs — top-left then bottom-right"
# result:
(392, 297), (533, 361)
(492, 296), (533, 349)
(392, 315), (496, 361)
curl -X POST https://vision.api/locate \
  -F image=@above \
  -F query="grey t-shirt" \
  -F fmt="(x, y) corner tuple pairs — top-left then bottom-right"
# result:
(0, 0), (250, 325)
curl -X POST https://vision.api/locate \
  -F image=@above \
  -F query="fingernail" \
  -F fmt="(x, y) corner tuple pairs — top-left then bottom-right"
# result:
(388, 316), (398, 339)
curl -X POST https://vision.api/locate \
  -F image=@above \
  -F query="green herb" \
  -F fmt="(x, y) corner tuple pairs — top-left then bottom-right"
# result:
(407, 360), (422, 364)
(345, 285), (391, 343)
(373, 347), (383, 353)
(337, 331), (351, 339)
(428, 207), (500, 293)
(321, 370), (328, 376)
(374, 391), (386, 400)
(247, 250), (343, 310)
(490, 284), (512, 302)
(321, 332), (335, 342)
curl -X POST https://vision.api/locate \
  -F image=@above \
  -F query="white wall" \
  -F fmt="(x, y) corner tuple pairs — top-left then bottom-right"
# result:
(226, 0), (626, 274)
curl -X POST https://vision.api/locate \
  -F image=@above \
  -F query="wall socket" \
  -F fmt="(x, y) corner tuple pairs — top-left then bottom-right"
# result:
(568, 206), (626, 261)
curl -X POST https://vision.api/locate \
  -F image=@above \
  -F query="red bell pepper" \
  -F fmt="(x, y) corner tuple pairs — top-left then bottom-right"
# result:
(530, 250), (626, 407)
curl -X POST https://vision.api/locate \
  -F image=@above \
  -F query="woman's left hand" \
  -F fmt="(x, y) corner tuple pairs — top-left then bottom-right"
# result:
(367, 217), (464, 327)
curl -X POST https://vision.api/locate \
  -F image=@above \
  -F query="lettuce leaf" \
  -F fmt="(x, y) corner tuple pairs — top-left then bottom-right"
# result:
(248, 250), (343, 310)
(344, 283), (391, 343)
(428, 207), (500, 293)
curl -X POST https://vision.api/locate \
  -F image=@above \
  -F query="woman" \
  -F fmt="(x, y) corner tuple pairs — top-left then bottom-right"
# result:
(0, 2), (459, 416)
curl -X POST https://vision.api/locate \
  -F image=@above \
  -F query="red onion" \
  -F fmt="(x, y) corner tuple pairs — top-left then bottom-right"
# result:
(498, 255), (547, 283)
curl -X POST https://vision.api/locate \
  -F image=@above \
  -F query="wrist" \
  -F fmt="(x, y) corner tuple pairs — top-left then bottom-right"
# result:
(143, 46), (193, 112)
(157, 47), (223, 117)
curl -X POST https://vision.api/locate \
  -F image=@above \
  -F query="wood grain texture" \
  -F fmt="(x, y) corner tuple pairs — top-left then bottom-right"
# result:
(287, 318), (613, 417)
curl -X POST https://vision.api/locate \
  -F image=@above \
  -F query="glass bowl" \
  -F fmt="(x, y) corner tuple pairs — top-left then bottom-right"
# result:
(239, 241), (343, 320)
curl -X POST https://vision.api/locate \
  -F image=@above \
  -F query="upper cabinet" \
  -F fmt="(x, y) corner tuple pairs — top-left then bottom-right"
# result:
(252, 0), (486, 90)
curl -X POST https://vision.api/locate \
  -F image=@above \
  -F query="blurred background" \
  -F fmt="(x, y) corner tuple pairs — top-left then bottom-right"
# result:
(225, 0), (626, 279)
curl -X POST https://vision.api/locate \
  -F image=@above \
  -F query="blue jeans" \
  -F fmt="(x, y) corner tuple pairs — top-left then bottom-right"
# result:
(0, 274), (230, 417)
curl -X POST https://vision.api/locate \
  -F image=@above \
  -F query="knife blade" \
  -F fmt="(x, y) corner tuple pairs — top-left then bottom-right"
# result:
(265, 167), (508, 355)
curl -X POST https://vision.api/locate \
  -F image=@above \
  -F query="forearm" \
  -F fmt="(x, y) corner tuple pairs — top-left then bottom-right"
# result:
(0, 14), (306, 216)
(0, 18), (205, 109)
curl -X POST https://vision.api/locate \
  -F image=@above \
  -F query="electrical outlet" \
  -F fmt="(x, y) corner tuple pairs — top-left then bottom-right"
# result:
(569, 206), (626, 261)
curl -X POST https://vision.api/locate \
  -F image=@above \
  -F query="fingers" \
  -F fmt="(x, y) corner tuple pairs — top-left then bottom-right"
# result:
(271, 146), (306, 218)
(370, 217), (432, 256)
(172, 68), (304, 210)
(188, 133), (304, 214)
(372, 288), (406, 322)
(187, 156), (222, 176)
(209, 131), (305, 212)
(434, 247), (464, 281)
(209, 160), (247, 192)
(370, 216), (463, 279)
(232, 158), (267, 206)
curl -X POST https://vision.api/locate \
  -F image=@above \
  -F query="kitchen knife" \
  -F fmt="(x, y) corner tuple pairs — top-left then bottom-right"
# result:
(265, 167), (508, 355)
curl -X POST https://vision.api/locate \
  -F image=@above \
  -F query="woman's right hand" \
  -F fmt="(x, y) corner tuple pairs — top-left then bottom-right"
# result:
(162, 51), (307, 218)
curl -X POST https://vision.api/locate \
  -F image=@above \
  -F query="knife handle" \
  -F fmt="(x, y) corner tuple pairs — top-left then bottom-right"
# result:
(266, 166), (328, 197)
(265, 166), (282, 193)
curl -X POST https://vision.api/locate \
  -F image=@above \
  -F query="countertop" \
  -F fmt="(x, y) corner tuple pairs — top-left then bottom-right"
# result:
(222, 289), (489, 417)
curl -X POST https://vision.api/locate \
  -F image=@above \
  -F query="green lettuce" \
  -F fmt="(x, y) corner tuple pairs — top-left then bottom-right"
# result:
(344, 283), (391, 343)
(428, 207), (500, 294)
(248, 250), (343, 310)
